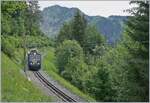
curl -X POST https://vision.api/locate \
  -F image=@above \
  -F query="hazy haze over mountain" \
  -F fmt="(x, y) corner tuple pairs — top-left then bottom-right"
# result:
(39, 1), (131, 17)
(40, 5), (128, 44)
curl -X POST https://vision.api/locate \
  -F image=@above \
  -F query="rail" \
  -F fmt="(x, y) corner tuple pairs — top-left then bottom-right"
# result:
(33, 71), (77, 102)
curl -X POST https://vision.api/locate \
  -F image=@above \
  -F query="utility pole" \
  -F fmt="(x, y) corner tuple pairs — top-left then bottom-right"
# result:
(23, 26), (27, 73)
(21, 13), (28, 79)
(23, 0), (30, 81)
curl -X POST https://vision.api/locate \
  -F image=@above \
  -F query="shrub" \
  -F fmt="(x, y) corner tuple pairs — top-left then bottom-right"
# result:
(56, 40), (83, 72)
(1, 36), (17, 58)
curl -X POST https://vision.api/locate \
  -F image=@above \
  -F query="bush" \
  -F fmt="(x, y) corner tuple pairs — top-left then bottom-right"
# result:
(56, 40), (83, 72)
(1, 36), (18, 58)
(56, 40), (89, 89)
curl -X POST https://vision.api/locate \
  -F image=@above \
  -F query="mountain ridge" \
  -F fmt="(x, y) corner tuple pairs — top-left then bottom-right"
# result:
(40, 5), (128, 44)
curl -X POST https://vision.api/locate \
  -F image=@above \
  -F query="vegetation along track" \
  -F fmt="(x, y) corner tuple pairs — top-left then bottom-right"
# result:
(33, 71), (77, 102)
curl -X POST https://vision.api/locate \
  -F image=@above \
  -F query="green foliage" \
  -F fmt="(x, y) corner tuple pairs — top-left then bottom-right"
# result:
(57, 10), (88, 46)
(1, 0), (52, 61)
(56, 40), (84, 72)
(25, 1), (42, 36)
(2, 1), (43, 36)
(98, 45), (131, 101)
(63, 57), (87, 87)
(72, 10), (87, 45)
(1, 36), (19, 58)
(83, 25), (105, 54)
(57, 13), (105, 55)
(1, 1), (27, 36)
(42, 47), (95, 101)
(1, 53), (51, 102)
(57, 22), (73, 44)
(1, 1), (27, 15)
(55, 1), (149, 102)
(55, 8), (115, 102)
(91, 66), (113, 101)
(41, 5), (127, 44)
(1, 35), (52, 58)
(25, 35), (52, 48)
(2, 1), (148, 102)
(121, 1), (149, 101)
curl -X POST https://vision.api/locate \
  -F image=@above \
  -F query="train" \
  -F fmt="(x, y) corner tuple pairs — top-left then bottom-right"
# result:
(28, 49), (41, 71)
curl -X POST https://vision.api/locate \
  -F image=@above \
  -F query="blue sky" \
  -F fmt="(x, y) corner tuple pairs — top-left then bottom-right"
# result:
(38, 1), (134, 17)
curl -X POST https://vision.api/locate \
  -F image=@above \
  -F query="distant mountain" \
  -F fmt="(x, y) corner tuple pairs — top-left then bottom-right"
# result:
(40, 5), (128, 44)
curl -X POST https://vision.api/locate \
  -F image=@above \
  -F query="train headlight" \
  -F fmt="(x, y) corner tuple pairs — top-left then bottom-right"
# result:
(37, 62), (40, 65)
(30, 62), (33, 65)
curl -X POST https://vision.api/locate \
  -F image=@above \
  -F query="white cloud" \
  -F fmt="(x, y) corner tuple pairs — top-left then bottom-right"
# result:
(38, 1), (133, 17)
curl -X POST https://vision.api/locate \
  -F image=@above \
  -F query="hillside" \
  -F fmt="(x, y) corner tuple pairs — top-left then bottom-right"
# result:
(40, 5), (128, 44)
(1, 53), (51, 102)
(2, 1), (148, 102)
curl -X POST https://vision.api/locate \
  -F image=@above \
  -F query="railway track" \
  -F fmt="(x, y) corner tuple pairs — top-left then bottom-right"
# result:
(33, 71), (77, 102)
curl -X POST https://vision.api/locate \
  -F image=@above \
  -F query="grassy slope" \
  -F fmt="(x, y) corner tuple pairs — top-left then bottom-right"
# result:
(2, 46), (95, 101)
(41, 47), (95, 102)
(1, 53), (51, 102)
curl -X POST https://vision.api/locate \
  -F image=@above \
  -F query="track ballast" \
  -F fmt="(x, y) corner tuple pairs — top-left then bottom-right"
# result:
(33, 71), (77, 102)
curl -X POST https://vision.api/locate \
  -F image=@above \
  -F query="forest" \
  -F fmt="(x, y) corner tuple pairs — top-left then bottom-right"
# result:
(1, 1), (149, 102)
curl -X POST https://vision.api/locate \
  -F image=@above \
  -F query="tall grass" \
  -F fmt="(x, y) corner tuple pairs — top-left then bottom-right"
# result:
(1, 53), (51, 102)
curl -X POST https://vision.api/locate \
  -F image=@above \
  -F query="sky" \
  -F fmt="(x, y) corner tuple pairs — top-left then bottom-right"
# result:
(38, 1), (134, 17)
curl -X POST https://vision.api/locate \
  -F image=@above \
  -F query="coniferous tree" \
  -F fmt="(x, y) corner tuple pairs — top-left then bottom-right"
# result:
(25, 1), (42, 36)
(72, 10), (87, 46)
(57, 22), (73, 44)
(122, 1), (149, 101)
